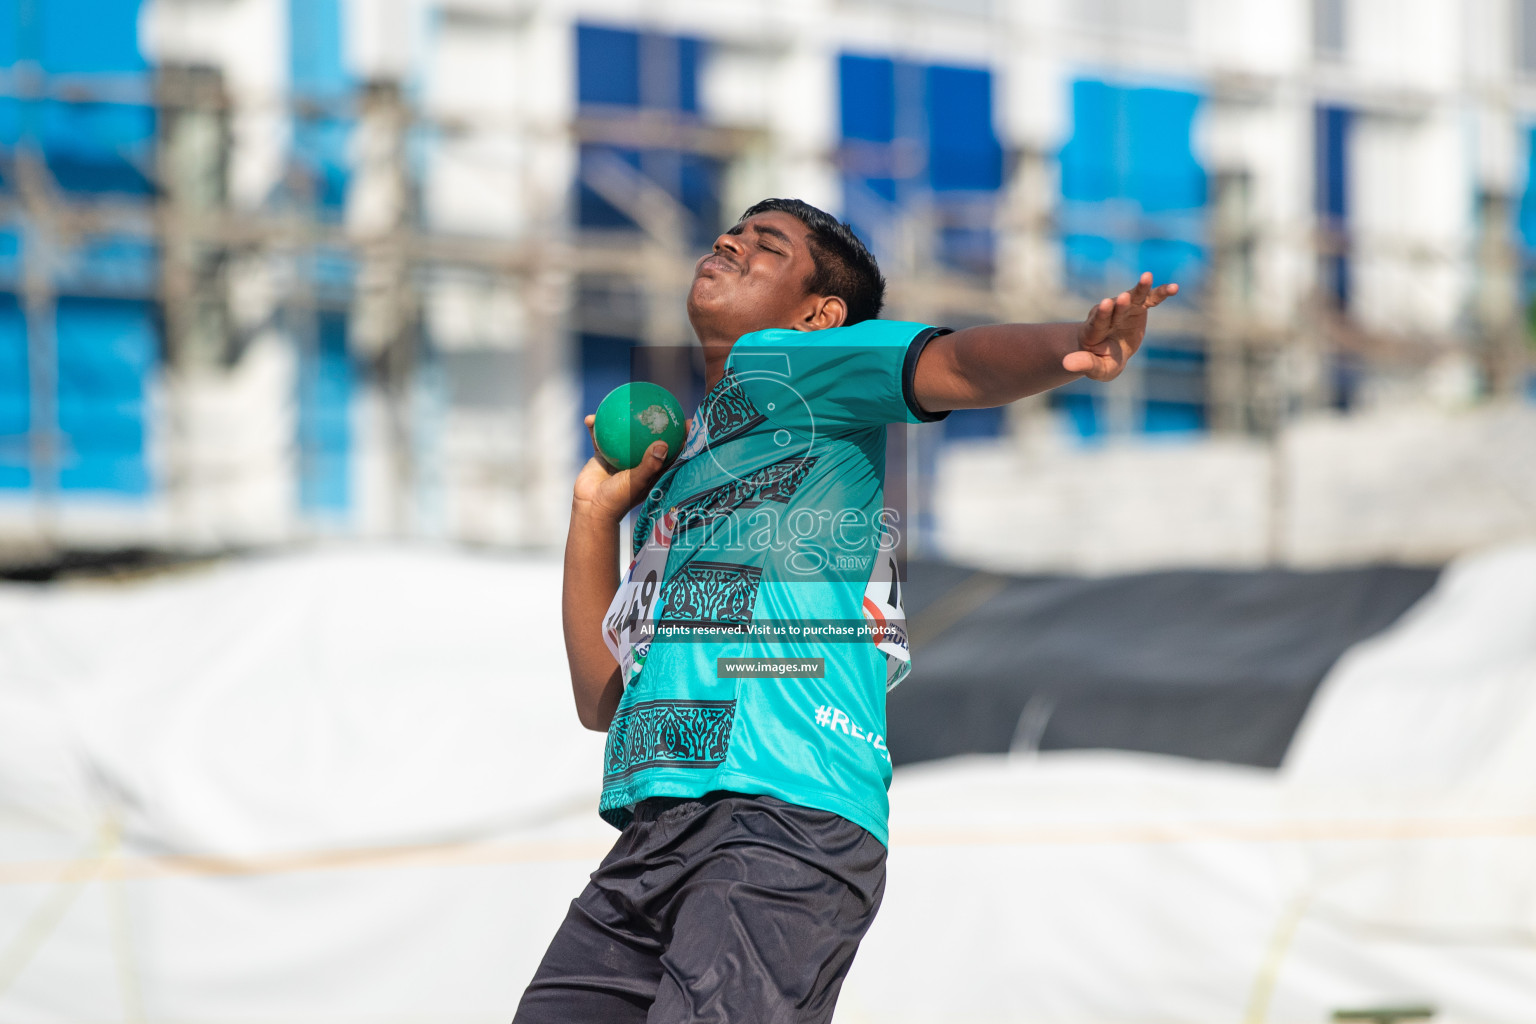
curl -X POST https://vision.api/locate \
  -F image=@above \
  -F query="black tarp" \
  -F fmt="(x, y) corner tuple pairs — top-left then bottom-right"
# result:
(888, 560), (1441, 769)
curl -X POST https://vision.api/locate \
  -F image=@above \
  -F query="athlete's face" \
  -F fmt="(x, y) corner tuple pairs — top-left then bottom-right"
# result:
(687, 211), (845, 344)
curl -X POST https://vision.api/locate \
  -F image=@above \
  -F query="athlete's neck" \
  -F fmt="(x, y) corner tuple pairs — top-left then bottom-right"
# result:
(699, 336), (734, 393)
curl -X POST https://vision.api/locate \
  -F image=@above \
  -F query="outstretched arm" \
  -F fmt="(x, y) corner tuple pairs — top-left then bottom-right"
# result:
(911, 272), (1178, 413)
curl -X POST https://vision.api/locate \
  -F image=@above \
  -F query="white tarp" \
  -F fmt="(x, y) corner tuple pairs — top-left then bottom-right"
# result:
(0, 547), (615, 1022)
(839, 543), (1536, 1023)
(1, 543), (1533, 1022)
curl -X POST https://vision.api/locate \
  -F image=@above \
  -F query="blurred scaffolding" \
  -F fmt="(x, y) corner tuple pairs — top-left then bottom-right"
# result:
(0, 0), (1532, 570)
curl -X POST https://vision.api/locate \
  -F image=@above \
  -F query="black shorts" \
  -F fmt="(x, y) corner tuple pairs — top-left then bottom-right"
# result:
(512, 791), (887, 1024)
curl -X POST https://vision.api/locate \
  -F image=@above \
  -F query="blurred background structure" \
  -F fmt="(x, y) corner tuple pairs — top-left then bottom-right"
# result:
(3, 3), (1536, 1023)
(0, 0), (1531, 573)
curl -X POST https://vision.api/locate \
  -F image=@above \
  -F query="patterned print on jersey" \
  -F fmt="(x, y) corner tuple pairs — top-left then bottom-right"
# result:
(700, 368), (766, 447)
(659, 561), (763, 628)
(673, 456), (819, 538)
(604, 699), (737, 781)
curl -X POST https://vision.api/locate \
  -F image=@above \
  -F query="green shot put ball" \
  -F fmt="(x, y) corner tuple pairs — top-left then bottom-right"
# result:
(593, 382), (686, 471)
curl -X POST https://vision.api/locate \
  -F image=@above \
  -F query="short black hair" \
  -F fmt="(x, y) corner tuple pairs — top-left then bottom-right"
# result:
(738, 198), (886, 324)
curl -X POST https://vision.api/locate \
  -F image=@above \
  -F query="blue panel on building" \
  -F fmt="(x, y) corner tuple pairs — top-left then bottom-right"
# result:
(0, 3), (161, 499)
(839, 53), (1004, 284)
(290, 0), (352, 215)
(942, 406), (1007, 441)
(579, 333), (636, 463)
(1126, 87), (1206, 212)
(1521, 127), (1536, 336)
(310, 248), (358, 295)
(578, 25), (642, 107)
(1054, 391), (1100, 440)
(676, 37), (701, 114)
(840, 54), (1006, 197)
(1062, 231), (1116, 289)
(1315, 105), (1350, 219)
(290, 0), (349, 98)
(1314, 104), (1352, 309)
(56, 233), (157, 295)
(0, 296), (158, 496)
(298, 311), (353, 514)
(1139, 342), (1207, 434)
(926, 65), (1003, 193)
(1061, 81), (1207, 210)
(1060, 80), (1116, 202)
(1056, 76), (1209, 438)
(1137, 236), (1205, 296)
(0, 293), (26, 489)
(840, 55), (897, 143)
(1110, 352), (1205, 437)
(294, 117), (352, 212)
(1059, 79), (1208, 282)
(0, 0), (156, 196)
(838, 55), (899, 207)
(38, 99), (156, 194)
(38, 0), (147, 73)
(576, 148), (721, 238)
(1142, 399), (1204, 433)
(576, 144), (642, 229)
(677, 150), (717, 223)
(55, 296), (155, 494)
(577, 24), (702, 112)
(575, 25), (719, 245)
(1519, 126), (1536, 248)
(0, 3), (15, 67)
(0, 228), (19, 292)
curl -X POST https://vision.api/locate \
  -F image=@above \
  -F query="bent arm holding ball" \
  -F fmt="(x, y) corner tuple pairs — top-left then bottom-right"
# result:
(912, 272), (1179, 413)
(563, 421), (672, 732)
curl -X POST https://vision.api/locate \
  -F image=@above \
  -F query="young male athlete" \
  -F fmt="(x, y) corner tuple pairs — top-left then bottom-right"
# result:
(513, 198), (1176, 1023)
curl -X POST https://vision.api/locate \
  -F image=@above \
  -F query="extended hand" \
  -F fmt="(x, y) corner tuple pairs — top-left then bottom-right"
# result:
(1063, 272), (1178, 381)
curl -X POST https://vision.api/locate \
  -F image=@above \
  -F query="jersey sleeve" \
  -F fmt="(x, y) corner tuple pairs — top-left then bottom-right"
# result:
(726, 320), (951, 435)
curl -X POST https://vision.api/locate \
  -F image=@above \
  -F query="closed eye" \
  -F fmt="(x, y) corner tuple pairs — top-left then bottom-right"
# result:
(753, 227), (791, 256)
(727, 220), (794, 257)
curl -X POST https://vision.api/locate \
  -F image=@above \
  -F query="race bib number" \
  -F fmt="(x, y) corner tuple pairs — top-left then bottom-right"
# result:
(861, 545), (911, 691)
(603, 508), (677, 685)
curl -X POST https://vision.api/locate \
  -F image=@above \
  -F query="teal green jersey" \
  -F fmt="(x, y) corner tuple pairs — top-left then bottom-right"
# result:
(597, 319), (950, 845)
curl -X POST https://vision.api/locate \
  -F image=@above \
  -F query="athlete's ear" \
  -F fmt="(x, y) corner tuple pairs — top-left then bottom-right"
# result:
(798, 294), (847, 332)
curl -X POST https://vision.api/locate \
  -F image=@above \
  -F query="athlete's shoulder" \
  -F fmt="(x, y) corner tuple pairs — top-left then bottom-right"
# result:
(734, 319), (939, 351)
